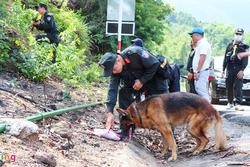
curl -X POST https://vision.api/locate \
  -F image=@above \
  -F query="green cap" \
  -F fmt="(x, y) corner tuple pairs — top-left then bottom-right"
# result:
(99, 52), (117, 77)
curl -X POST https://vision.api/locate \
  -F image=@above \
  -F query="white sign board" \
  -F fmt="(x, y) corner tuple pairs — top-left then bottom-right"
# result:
(107, 0), (135, 21)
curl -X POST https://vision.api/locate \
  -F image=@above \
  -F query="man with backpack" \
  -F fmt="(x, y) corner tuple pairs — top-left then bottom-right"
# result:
(98, 38), (168, 139)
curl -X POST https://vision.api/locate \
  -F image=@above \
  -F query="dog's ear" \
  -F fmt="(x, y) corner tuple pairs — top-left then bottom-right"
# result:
(116, 108), (128, 116)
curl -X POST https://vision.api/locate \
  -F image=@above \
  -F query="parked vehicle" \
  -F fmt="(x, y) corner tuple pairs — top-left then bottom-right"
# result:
(210, 56), (250, 104)
(184, 56), (250, 104)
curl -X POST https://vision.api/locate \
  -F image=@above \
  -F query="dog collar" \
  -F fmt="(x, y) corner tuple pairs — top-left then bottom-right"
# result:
(134, 105), (143, 128)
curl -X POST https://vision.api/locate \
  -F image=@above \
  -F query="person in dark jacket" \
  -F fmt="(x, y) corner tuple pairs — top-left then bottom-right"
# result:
(155, 55), (183, 93)
(99, 38), (167, 138)
(32, 3), (60, 63)
(186, 40), (197, 94)
(168, 64), (183, 92)
(222, 28), (249, 110)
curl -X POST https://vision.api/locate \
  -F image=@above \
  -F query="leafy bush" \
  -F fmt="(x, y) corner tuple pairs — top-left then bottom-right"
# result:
(1, 0), (101, 85)
(10, 41), (55, 81)
(0, 0), (11, 69)
(0, 21), (10, 67)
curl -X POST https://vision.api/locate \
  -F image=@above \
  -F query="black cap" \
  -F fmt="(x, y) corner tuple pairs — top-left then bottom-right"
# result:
(35, 3), (48, 11)
(235, 28), (244, 35)
(131, 38), (144, 47)
(98, 52), (117, 77)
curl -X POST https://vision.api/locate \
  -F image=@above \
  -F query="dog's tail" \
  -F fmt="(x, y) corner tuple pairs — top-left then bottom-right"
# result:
(214, 111), (227, 150)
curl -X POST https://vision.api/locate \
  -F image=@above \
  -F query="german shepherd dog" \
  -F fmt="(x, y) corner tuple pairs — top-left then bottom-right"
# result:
(117, 92), (226, 161)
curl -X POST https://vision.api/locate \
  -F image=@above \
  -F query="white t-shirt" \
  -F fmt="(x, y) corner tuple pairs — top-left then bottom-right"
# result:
(192, 38), (212, 72)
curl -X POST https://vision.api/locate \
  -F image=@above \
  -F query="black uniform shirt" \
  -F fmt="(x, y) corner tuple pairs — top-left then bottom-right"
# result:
(106, 45), (160, 113)
(35, 12), (59, 34)
(223, 41), (249, 71)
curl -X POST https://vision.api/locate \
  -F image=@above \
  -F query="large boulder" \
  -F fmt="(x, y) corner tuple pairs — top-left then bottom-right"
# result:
(7, 119), (39, 140)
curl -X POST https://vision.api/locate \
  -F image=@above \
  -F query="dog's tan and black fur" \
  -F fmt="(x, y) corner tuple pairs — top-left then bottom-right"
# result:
(117, 92), (226, 161)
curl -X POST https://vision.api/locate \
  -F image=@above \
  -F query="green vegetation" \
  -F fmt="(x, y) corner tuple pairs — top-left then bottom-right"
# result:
(0, 0), (98, 85)
(68, 0), (173, 55)
(157, 12), (250, 66)
(0, 0), (11, 69)
(1, 0), (249, 85)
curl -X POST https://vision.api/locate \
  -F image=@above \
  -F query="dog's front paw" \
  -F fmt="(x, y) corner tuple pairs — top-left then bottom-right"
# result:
(168, 154), (177, 162)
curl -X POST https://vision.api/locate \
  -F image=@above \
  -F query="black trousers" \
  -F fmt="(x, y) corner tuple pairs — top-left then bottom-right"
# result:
(35, 34), (60, 63)
(226, 69), (243, 104)
(168, 65), (181, 92)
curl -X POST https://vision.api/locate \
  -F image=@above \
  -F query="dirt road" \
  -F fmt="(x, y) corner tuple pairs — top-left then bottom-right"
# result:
(0, 72), (250, 167)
